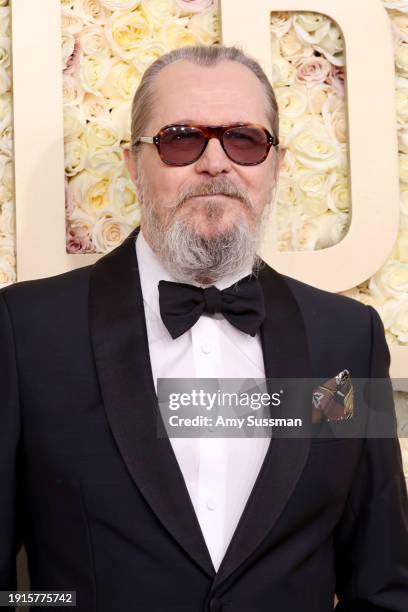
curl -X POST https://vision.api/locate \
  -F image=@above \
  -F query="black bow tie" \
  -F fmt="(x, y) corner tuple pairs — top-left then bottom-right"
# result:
(158, 274), (265, 339)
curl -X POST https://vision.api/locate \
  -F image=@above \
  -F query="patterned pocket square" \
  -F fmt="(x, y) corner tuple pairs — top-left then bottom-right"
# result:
(312, 369), (354, 424)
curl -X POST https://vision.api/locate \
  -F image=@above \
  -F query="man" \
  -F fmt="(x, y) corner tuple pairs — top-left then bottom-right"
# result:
(1, 44), (407, 612)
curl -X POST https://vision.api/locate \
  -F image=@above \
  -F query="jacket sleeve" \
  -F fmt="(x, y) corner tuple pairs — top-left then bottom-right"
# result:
(0, 291), (23, 595)
(334, 305), (408, 611)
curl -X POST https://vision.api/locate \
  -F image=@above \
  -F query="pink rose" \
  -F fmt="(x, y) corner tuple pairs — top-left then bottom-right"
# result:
(326, 65), (345, 98)
(295, 55), (331, 85)
(175, 0), (214, 14)
(66, 224), (94, 253)
(64, 37), (81, 75)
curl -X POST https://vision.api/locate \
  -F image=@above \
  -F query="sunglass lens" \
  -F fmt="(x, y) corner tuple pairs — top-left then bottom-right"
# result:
(224, 126), (268, 164)
(160, 127), (205, 165)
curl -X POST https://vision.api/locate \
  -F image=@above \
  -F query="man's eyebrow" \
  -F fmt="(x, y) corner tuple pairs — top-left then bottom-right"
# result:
(163, 119), (254, 126)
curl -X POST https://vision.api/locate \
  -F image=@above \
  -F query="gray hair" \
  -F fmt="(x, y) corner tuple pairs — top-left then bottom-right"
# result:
(130, 45), (279, 153)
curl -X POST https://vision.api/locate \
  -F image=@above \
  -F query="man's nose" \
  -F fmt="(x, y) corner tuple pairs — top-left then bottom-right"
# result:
(194, 137), (233, 176)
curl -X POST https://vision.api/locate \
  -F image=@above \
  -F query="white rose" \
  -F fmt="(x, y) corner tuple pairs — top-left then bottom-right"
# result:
(275, 85), (307, 119)
(313, 211), (349, 248)
(276, 175), (301, 206)
(74, 0), (108, 25)
(396, 41), (408, 76)
(175, 0), (213, 14)
(270, 12), (292, 38)
(322, 101), (347, 144)
(61, 31), (76, 71)
(0, 199), (14, 235)
(67, 171), (98, 215)
(0, 90), (11, 133)
(278, 116), (294, 146)
(110, 101), (132, 143)
(105, 9), (153, 60)
(100, 0), (141, 9)
(85, 176), (111, 213)
(64, 106), (86, 140)
(61, 9), (83, 34)
(63, 74), (85, 106)
(328, 174), (350, 212)
(82, 94), (111, 121)
(306, 83), (330, 115)
(80, 25), (110, 55)
(271, 57), (296, 87)
(401, 185), (408, 214)
(287, 118), (341, 171)
(290, 215), (318, 251)
(108, 176), (141, 223)
(298, 193), (328, 217)
(85, 119), (121, 148)
(0, 36), (10, 68)
(100, 59), (140, 100)
(314, 25), (345, 67)
(382, 1), (408, 14)
(0, 7), (10, 37)
(279, 29), (312, 59)
(399, 128), (408, 155)
(298, 169), (334, 197)
(0, 156), (13, 202)
(65, 139), (87, 176)
(381, 297), (408, 343)
(0, 64), (10, 95)
(131, 39), (167, 73)
(400, 152), (408, 183)
(92, 215), (133, 253)
(79, 53), (110, 96)
(141, 0), (180, 26)
(159, 19), (201, 49)
(0, 255), (15, 287)
(293, 13), (331, 44)
(85, 145), (124, 177)
(370, 261), (408, 303)
(188, 9), (220, 45)
(396, 85), (408, 124)
(397, 212), (408, 261)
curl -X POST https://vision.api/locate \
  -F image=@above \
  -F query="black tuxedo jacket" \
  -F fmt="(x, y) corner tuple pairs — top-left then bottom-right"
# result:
(1, 226), (407, 612)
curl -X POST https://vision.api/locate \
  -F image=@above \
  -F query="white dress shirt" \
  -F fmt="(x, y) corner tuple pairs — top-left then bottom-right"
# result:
(135, 228), (270, 572)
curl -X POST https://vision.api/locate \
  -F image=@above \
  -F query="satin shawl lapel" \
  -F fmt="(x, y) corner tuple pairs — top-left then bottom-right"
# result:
(89, 226), (215, 578)
(210, 261), (312, 593)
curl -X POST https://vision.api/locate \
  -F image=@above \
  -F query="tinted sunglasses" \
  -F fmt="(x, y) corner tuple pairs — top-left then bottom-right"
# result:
(132, 123), (279, 166)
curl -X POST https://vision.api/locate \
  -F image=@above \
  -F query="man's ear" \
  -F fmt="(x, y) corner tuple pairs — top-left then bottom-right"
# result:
(123, 146), (139, 184)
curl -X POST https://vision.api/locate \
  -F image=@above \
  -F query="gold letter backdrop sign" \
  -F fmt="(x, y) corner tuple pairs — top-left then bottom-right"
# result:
(3, 0), (408, 388)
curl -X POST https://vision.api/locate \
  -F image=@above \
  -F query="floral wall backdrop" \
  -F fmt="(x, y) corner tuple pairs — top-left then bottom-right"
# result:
(0, 0), (407, 478)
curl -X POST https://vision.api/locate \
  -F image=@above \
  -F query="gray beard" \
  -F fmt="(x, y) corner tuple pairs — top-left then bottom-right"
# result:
(137, 174), (273, 286)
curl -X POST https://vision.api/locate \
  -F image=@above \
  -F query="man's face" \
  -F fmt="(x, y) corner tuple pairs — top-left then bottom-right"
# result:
(125, 59), (284, 284)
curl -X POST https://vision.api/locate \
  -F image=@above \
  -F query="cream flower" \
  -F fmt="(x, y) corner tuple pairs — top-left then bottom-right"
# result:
(396, 83), (408, 124)
(314, 25), (345, 67)
(382, 1), (408, 14)
(399, 152), (408, 183)
(396, 41), (408, 76)
(100, 59), (140, 100)
(61, 9), (83, 34)
(74, 0), (108, 26)
(160, 19), (201, 49)
(328, 175), (350, 212)
(79, 53), (110, 96)
(277, 175), (301, 206)
(370, 261), (408, 303)
(85, 119), (121, 148)
(0, 36), (10, 68)
(313, 211), (349, 248)
(108, 176), (140, 222)
(64, 106), (86, 140)
(275, 85), (307, 119)
(85, 145), (124, 177)
(105, 8), (153, 60)
(322, 98), (348, 144)
(297, 169), (334, 197)
(271, 57), (296, 87)
(0, 255), (15, 287)
(92, 215), (133, 253)
(306, 83), (330, 114)
(391, 12), (408, 43)
(65, 139), (87, 176)
(0, 199), (14, 235)
(176, 0), (213, 14)
(290, 216), (318, 251)
(381, 297), (408, 343)
(0, 7), (10, 37)
(80, 25), (110, 55)
(295, 56), (331, 85)
(279, 29), (311, 59)
(62, 31), (76, 71)
(0, 90), (11, 134)
(82, 94), (112, 122)
(0, 66), (11, 96)
(298, 193), (328, 217)
(132, 39), (167, 73)
(188, 8), (220, 45)
(141, 0), (180, 26)
(63, 74), (85, 106)
(100, 0), (141, 9)
(287, 118), (341, 171)
(0, 155), (13, 202)
(270, 12), (293, 38)
(293, 13), (331, 45)
(110, 102), (132, 143)
(278, 116), (294, 146)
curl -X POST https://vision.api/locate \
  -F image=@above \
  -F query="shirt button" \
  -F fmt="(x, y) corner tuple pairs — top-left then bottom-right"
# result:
(201, 342), (212, 354)
(206, 498), (217, 511)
